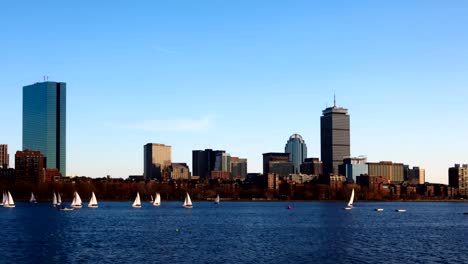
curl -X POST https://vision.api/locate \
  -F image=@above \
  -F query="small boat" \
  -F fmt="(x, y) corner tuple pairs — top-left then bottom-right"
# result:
(375, 208), (384, 212)
(183, 192), (193, 209)
(132, 192), (142, 208)
(214, 195), (220, 205)
(30, 192), (37, 203)
(59, 205), (74, 211)
(344, 189), (355, 210)
(3, 191), (15, 208)
(1, 191), (6, 206)
(71, 192), (83, 208)
(52, 192), (58, 207)
(57, 192), (62, 205)
(88, 192), (98, 208)
(287, 205), (292, 210)
(395, 209), (407, 213)
(153, 193), (161, 207)
(150, 195), (154, 203)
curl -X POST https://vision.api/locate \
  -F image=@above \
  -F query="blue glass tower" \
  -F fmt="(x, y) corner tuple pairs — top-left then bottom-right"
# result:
(23, 81), (66, 176)
(285, 134), (307, 173)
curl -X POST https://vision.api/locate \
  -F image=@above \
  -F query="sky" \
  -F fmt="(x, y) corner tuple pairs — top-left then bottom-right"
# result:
(1, 0), (468, 184)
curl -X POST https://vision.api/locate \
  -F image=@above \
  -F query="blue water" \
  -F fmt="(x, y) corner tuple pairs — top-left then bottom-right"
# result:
(0, 202), (467, 264)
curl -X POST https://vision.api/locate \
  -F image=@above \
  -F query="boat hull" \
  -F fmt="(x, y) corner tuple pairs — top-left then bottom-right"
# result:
(3, 204), (15, 208)
(395, 209), (406, 212)
(183, 205), (193, 209)
(344, 207), (352, 210)
(60, 208), (74, 211)
(132, 205), (142, 208)
(71, 205), (83, 209)
(153, 203), (160, 207)
(375, 209), (384, 212)
(88, 205), (98, 208)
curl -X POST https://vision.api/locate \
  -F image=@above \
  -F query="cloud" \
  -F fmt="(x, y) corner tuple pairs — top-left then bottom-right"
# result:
(152, 46), (179, 55)
(125, 116), (214, 132)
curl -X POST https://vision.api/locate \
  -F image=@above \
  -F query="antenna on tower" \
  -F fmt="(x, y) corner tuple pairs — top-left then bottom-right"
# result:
(334, 92), (336, 107)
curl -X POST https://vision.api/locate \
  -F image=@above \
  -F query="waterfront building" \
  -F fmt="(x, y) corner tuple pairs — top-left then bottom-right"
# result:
(449, 164), (468, 197)
(192, 149), (226, 180)
(320, 97), (350, 176)
(214, 153), (231, 172)
(300, 158), (323, 176)
(285, 134), (307, 173)
(15, 150), (46, 183)
(230, 157), (247, 180)
(367, 161), (404, 183)
(169, 163), (191, 180)
(144, 143), (172, 180)
(404, 166), (426, 185)
(0, 144), (8, 168)
(338, 156), (368, 182)
(262, 152), (290, 175)
(23, 81), (66, 176)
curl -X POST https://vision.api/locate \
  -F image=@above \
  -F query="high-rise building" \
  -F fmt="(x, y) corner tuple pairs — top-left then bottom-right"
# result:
(262, 152), (290, 175)
(367, 161), (404, 183)
(404, 166), (426, 185)
(320, 97), (350, 176)
(0, 144), (9, 168)
(169, 163), (191, 180)
(285, 134), (307, 173)
(15, 150), (46, 183)
(144, 143), (172, 180)
(192, 149), (225, 180)
(23, 81), (66, 176)
(231, 157), (247, 180)
(338, 156), (368, 182)
(449, 164), (468, 197)
(300, 158), (323, 176)
(215, 153), (231, 172)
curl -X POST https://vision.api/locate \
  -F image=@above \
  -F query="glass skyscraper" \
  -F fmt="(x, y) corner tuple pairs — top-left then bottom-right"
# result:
(285, 134), (307, 173)
(23, 81), (66, 176)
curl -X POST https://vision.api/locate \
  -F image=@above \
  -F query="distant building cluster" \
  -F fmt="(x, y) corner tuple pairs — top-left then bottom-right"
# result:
(1, 81), (467, 200)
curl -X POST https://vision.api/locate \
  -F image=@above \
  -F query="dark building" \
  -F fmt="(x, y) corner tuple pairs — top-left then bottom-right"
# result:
(0, 144), (9, 168)
(320, 98), (350, 176)
(300, 158), (323, 176)
(169, 163), (191, 180)
(449, 164), (468, 197)
(262, 152), (290, 175)
(23, 81), (66, 176)
(268, 161), (294, 178)
(192, 149), (225, 180)
(144, 143), (171, 181)
(231, 157), (247, 180)
(0, 164), (15, 182)
(15, 150), (46, 183)
(404, 166), (426, 185)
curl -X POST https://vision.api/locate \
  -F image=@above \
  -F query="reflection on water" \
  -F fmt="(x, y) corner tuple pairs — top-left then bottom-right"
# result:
(0, 202), (467, 264)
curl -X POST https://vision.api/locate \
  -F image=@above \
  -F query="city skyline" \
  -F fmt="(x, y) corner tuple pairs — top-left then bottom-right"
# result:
(2, 1), (468, 183)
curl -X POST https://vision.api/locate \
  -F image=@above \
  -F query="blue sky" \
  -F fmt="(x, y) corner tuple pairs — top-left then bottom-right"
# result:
(1, 1), (468, 183)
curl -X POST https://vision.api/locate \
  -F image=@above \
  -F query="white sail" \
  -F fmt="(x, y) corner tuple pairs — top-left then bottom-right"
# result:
(153, 193), (161, 206)
(347, 189), (355, 207)
(52, 192), (58, 206)
(1, 191), (6, 205)
(30, 192), (37, 203)
(132, 192), (141, 207)
(71, 192), (83, 208)
(57, 192), (62, 205)
(183, 192), (192, 208)
(214, 195), (220, 204)
(150, 195), (154, 203)
(3, 191), (15, 207)
(88, 192), (98, 208)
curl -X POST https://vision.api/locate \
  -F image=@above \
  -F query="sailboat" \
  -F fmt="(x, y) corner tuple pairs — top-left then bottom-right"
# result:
(183, 192), (193, 209)
(88, 192), (98, 208)
(52, 192), (58, 207)
(153, 193), (161, 207)
(3, 191), (15, 208)
(71, 192), (83, 208)
(57, 192), (62, 205)
(30, 192), (37, 203)
(132, 192), (142, 208)
(1, 191), (5, 206)
(150, 195), (154, 203)
(344, 188), (355, 210)
(214, 194), (220, 205)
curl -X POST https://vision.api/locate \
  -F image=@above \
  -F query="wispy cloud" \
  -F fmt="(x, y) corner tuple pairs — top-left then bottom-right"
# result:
(125, 116), (214, 132)
(152, 45), (179, 55)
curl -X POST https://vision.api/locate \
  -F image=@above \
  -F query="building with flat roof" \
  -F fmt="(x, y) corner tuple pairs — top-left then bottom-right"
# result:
(144, 143), (172, 180)
(263, 152), (290, 175)
(0, 144), (9, 168)
(15, 150), (46, 183)
(300, 158), (323, 176)
(192, 149), (226, 180)
(367, 161), (404, 183)
(339, 156), (368, 182)
(23, 81), (66, 176)
(449, 164), (468, 197)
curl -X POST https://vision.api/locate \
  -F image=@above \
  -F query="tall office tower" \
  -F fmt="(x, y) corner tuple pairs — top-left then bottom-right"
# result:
(285, 134), (307, 173)
(449, 164), (468, 197)
(320, 97), (350, 176)
(144, 143), (172, 180)
(0, 144), (9, 168)
(23, 81), (66, 176)
(231, 157), (248, 180)
(192, 149), (225, 180)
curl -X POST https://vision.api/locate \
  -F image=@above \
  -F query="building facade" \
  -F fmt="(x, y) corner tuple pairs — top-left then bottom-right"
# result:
(15, 150), (46, 183)
(262, 152), (290, 175)
(23, 81), (66, 176)
(285, 134), (307, 173)
(300, 158), (323, 176)
(231, 157), (247, 180)
(169, 163), (191, 180)
(404, 166), (426, 185)
(367, 161), (404, 183)
(449, 164), (468, 197)
(144, 143), (172, 180)
(339, 156), (368, 182)
(0, 144), (8, 168)
(192, 149), (225, 180)
(320, 100), (350, 176)
(214, 152), (231, 172)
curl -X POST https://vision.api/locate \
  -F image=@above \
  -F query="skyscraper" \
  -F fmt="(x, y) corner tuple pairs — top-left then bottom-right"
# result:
(192, 149), (225, 180)
(0, 144), (9, 168)
(144, 143), (172, 180)
(23, 81), (66, 176)
(320, 97), (350, 176)
(285, 134), (307, 173)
